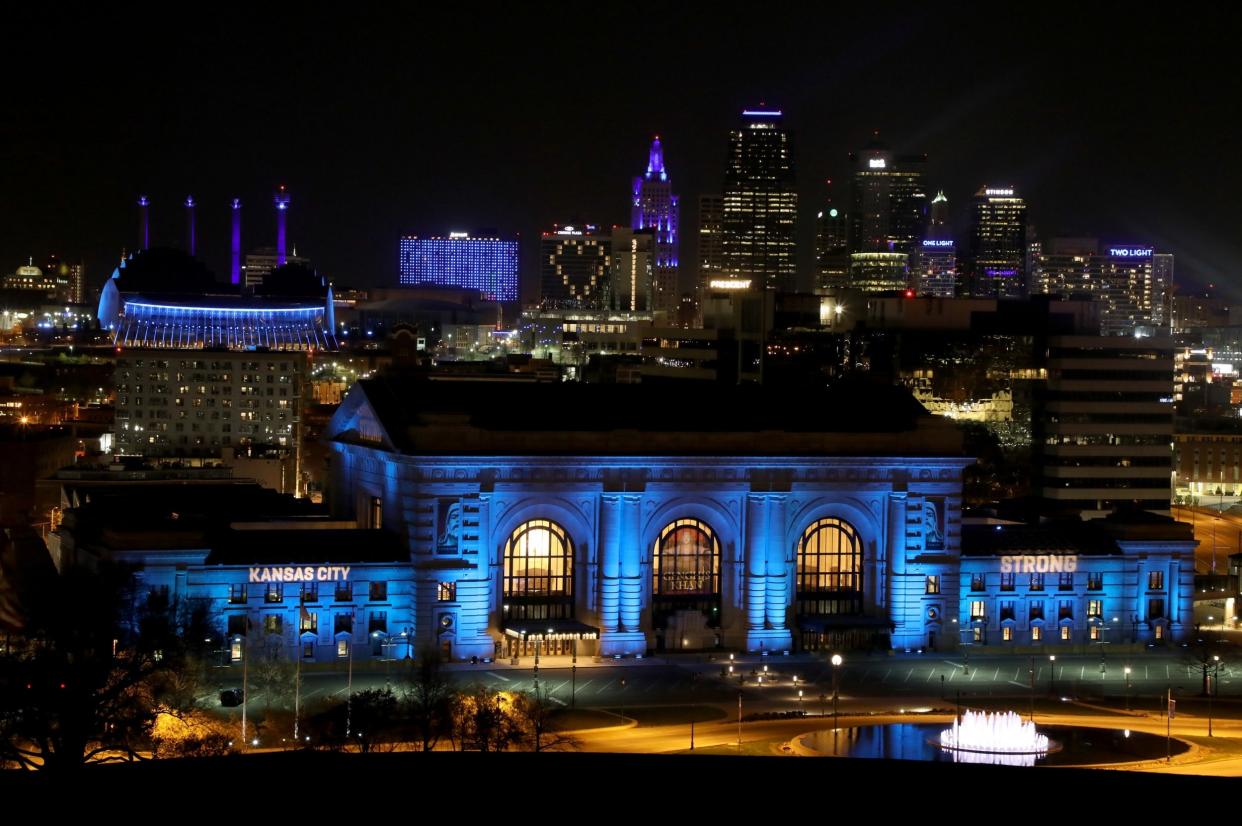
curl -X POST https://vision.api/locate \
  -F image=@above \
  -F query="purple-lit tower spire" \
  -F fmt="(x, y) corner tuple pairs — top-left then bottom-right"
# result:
(184, 195), (196, 256)
(137, 195), (150, 250)
(631, 135), (679, 314)
(274, 185), (291, 266)
(230, 198), (242, 285)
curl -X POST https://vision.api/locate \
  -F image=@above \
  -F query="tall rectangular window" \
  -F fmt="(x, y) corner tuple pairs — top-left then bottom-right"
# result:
(438, 581), (457, 602)
(229, 584), (247, 604)
(1058, 573), (1074, 591)
(1029, 574), (1045, 592)
(1088, 599), (1103, 618)
(1031, 625), (1042, 642)
(999, 601), (1015, 621)
(369, 611), (387, 634)
(1029, 601), (1044, 621)
(266, 583), (283, 604)
(1003, 626), (1013, 642)
(264, 615), (282, 635)
(1061, 626), (1071, 641)
(925, 575), (940, 595)
(1058, 600), (1074, 621)
(335, 582), (352, 602)
(1088, 572), (1103, 591)
(1090, 626), (1101, 641)
(300, 610), (318, 635)
(970, 600), (986, 620)
(369, 496), (383, 530)
(302, 581), (318, 603)
(369, 581), (388, 602)
(971, 573), (985, 592)
(334, 613), (352, 634)
(1000, 573), (1015, 592)
(1148, 571), (1164, 590)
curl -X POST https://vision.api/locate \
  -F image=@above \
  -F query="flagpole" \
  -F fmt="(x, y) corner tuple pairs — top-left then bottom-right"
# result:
(294, 590), (303, 744)
(241, 632), (249, 746)
(346, 609), (354, 739)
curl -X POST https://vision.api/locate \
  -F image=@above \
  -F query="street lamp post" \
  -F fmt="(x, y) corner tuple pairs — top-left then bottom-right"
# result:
(1124, 666), (1132, 711)
(831, 653), (843, 727)
(1048, 654), (1056, 696)
(1209, 655), (1220, 737)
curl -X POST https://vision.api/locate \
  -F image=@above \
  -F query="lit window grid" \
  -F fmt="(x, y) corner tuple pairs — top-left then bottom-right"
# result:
(398, 237), (518, 301)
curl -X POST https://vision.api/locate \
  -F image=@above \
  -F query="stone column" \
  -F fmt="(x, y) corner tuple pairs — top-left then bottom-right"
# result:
(745, 494), (767, 633)
(598, 494), (621, 635)
(887, 493), (911, 648)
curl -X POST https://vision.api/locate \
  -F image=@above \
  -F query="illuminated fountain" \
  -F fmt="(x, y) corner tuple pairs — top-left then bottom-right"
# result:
(937, 711), (1056, 767)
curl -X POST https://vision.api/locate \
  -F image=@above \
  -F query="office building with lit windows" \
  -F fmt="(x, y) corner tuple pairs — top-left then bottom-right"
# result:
(720, 109), (797, 292)
(966, 186), (1028, 298)
(539, 225), (611, 309)
(398, 233), (519, 302)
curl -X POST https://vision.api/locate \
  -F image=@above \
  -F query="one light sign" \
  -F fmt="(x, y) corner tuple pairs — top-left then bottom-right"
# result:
(922, 239), (954, 248)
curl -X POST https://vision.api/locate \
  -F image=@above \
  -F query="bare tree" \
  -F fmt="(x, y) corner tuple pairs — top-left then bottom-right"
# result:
(401, 647), (457, 751)
(513, 684), (580, 753)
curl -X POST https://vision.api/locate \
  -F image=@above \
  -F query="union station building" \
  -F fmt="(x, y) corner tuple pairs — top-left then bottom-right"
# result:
(325, 379), (975, 659)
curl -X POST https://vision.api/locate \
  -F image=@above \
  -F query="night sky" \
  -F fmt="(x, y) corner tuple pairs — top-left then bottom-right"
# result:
(7, 6), (1242, 301)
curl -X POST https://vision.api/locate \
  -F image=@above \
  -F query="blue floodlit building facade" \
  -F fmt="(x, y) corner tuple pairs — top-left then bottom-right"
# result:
(325, 378), (977, 658)
(398, 233), (519, 302)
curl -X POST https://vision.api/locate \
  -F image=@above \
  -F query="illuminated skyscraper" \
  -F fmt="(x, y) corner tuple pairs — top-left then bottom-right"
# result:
(1034, 239), (1169, 335)
(539, 224), (611, 309)
(911, 191), (956, 297)
(608, 227), (654, 312)
(697, 194), (724, 298)
(848, 140), (928, 254)
(814, 181), (849, 292)
(398, 232), (519, 301)
(720, 108), (797, 292)
(631, 137), (679, 314)
(967, 186), (1027, 298)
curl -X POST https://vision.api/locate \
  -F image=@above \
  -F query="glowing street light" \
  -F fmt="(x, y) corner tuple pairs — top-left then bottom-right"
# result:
(831, 654), (844, 726)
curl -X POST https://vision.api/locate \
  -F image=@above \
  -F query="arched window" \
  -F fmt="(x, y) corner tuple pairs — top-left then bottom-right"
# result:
(502, 519), (573, 621)
(796, 518), (863, 616)
(653, 519), (719, 597)
(651, 519), (721, 639)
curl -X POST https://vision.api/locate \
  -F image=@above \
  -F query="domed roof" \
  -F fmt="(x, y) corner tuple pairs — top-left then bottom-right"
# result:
(15, 265), (42, 277)
(115, 247), (221, 294)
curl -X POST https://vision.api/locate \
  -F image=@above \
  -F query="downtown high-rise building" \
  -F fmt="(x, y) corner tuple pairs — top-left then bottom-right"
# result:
(966, 186), (1027, 298)
(697, 195), (725, 293)
(813, 181), (849, 293)
(846, 140), (927, 293)
(1033, 239), (1171, 335)
(608, 227), (654, 312)
(910, 191), (956, 297)
(539, 224), (611, 309)
(631, 137), (679, 314)
(398, 232), (519, 301)
(848, 141), (928, 254)
(720, 108), (797, 292)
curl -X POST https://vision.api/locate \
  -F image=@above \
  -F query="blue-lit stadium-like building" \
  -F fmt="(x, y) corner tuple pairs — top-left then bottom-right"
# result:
(398, 234), (519, 302)
(97, 247), (337, 351)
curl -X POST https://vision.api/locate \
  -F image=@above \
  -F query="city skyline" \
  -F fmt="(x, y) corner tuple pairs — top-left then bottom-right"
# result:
(7, 8), (1242, 301)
